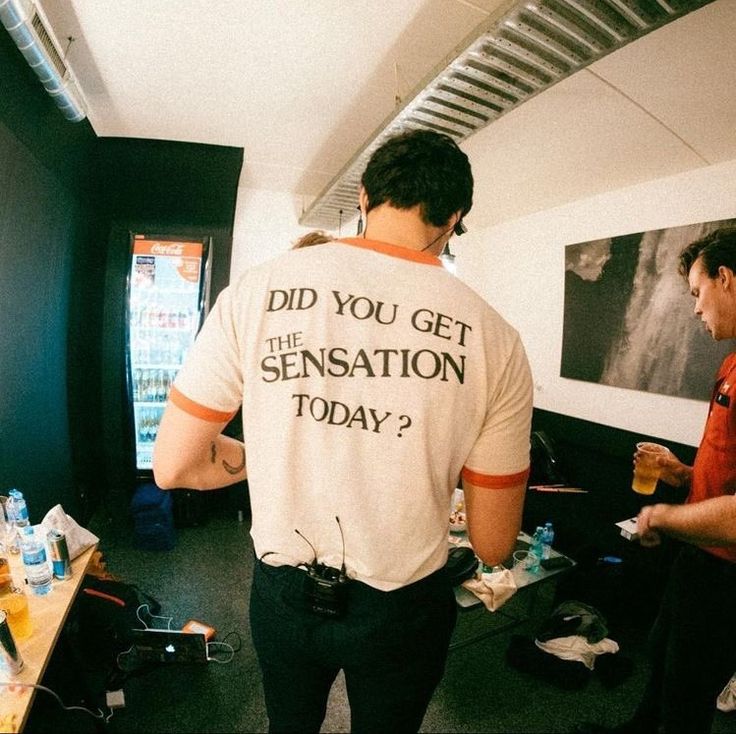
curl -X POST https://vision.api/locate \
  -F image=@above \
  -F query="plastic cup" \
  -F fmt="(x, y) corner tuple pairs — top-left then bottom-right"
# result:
(632, 442), (670, 495)
(0, 587), (32, 639)
(512, 550), (531, 569)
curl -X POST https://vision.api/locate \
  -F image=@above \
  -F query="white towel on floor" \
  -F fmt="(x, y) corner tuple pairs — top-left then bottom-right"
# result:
(535, 634), (619, 670)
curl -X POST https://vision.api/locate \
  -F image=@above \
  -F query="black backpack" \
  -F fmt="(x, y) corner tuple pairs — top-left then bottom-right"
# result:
(64, 575), (162, 689)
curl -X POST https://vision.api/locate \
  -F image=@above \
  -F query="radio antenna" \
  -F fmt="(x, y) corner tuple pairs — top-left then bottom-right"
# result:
(294, 528), (317, 564)
(335, 516), (346, 574)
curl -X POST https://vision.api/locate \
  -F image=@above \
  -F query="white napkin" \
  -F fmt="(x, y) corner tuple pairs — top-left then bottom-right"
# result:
(462, 567), (518, 611)
(41, 504), (99, 560)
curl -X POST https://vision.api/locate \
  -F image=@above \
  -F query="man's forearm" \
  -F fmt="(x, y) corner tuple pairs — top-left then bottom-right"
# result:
(646, 496), (736, 546)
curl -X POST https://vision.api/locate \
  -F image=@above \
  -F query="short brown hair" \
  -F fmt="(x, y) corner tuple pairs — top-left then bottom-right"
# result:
(292, 230), (333, 249)
(679, 227), (736, 279)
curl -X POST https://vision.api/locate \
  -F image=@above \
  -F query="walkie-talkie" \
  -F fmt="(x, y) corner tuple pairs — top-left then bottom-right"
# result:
(296, 517), (350, 617)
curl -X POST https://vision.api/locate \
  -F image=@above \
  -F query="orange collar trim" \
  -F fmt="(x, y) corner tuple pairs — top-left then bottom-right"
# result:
(339, 238), (443, 267)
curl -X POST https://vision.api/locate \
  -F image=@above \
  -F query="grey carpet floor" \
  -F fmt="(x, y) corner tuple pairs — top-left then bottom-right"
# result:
(24, 498), (736, 734)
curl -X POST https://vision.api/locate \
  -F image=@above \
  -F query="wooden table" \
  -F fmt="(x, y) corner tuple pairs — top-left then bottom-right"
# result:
(0, 544), (97, 733)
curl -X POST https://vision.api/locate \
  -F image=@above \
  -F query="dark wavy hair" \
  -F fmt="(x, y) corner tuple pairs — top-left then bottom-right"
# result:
(679, 227), (736, 279)
(360, 129), (473, 227)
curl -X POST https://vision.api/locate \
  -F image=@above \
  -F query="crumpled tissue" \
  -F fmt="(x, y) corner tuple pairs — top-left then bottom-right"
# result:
(462, 567), (518, 611)
(41, 504), (99, 560)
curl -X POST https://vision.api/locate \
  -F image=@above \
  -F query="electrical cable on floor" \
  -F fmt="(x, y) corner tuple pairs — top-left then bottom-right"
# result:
(206, 640), (235, 663)
(0, 681), (104, 720)
(220, 630), (243, 652)
(136, 603), (173, 629)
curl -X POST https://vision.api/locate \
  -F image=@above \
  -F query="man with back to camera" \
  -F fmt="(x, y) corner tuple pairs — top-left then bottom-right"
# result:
(153, 129), (533, 733)
(579, 227), (736, 734)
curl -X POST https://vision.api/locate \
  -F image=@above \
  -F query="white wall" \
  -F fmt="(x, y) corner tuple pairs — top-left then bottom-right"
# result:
(230, 157), (736, 447)
(457, 156), (736, 447)
(230, 187), (310, 280)
(230, 186), (361, 280)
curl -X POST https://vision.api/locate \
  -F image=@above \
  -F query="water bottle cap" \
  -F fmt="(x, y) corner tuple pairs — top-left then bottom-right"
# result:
(8, 489), (21, 498)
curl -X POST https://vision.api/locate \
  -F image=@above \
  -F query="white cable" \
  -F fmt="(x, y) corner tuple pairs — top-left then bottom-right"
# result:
(206, 641), (235, 664)
(0, 681), (104, 719)
(135, 603), (173, 630)
(116, 645), (135, 668)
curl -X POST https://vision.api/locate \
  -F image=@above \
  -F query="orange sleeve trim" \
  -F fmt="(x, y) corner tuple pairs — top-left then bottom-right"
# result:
(339, 237), (443, 267)
(169, 385), (238, 423)
(461, 466), (530, 489)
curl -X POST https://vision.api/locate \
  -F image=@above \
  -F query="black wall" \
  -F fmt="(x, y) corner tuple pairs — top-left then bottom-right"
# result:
(525, 409), (698, 629)
(0, 30), (242, 524)
(0, 30), (101, 523)
(97, 138), (243, 516)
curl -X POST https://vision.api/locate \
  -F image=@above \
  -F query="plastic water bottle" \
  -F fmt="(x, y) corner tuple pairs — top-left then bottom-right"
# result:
(5, 490), (29, 555)
(20, 527), (52, 596)
(542, 521), (555, 560)
(529, 526), (544, 573)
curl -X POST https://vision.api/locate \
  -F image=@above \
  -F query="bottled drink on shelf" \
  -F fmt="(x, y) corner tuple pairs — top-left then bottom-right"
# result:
(155, 370), (166, 402)
(542, 521), (555, 560)
(142, 370), (153, 402)
(528, 526), (544, 574)
(132, 368), (142, 401)
(20, 526), (52, 596)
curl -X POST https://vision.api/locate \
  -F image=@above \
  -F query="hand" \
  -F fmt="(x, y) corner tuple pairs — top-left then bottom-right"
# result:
(637, 504), (663, 547)
(633, 447), (692, 489)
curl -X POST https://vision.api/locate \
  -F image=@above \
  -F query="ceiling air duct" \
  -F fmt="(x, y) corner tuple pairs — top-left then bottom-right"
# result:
(0, 0), (85, 122)
(300, 0), (715, 231)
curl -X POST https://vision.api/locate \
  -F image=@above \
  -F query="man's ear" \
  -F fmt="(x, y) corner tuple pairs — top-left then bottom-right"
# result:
(358, 187), (369, 216)
(719, 265), (734, 290)
(449, 210), (463, 233)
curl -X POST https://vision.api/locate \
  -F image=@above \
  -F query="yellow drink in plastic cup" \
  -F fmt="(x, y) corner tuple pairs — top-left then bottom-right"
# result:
(632, 442), (669, 495)
(0, 586), (32, 640)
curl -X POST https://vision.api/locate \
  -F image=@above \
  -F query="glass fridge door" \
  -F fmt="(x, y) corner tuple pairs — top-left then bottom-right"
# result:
(126, 234), (212, 472)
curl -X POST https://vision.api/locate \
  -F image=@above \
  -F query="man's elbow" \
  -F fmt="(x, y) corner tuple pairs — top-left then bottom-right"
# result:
(152, 465), (178, 490)
(474, 546), (511, 569)
(469, 528), (519, 568)
(152, 449), (182, 489)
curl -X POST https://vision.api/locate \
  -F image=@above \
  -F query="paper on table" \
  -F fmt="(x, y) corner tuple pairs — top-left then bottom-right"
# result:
(41, 504), (99, 560)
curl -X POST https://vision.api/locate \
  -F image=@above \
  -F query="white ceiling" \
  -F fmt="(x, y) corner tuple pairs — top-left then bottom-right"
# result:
(37, 0), (736, 228)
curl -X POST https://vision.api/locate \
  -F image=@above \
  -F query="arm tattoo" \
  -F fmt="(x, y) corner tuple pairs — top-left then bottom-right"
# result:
(210, 442), (217, 464)
(222, 445), (246, 475)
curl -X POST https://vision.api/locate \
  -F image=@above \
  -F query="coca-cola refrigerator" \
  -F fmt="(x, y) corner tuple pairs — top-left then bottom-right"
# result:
(125, 233), (213, 474)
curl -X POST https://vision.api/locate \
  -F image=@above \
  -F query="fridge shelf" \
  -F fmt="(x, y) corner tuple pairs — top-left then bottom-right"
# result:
(134, 363), (182, 370)
(132, 324), (195, 333)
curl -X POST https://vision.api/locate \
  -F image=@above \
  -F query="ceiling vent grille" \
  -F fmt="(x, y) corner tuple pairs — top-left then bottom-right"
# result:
(299, 0), (715, 231)
(30, 10), (66, 78)
(0, 0), (85, 122)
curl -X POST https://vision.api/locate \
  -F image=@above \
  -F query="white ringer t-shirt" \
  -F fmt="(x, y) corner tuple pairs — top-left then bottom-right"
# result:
(171, 238), (532, 590)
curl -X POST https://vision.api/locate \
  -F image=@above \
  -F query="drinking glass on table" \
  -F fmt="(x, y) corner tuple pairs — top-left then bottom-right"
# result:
(632, 442), (670, 495)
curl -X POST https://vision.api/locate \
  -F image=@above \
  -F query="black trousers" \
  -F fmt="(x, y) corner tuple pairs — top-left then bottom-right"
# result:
(633, 545), (736, 734)
(249, 559), (457, 734)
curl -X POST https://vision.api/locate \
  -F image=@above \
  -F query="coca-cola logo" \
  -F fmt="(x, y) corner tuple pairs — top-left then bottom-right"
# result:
(151, 243), (185, 256)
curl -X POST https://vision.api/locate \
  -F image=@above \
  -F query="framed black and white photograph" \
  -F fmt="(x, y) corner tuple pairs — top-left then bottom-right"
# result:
(561, 217), (736, 401)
